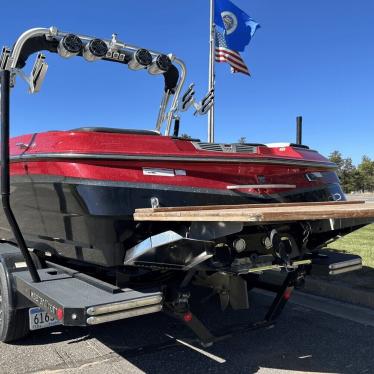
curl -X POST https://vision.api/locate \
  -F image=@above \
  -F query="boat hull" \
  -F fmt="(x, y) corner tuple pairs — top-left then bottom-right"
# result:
(0, 173), (349, 267)
(2, 130), (364, 267)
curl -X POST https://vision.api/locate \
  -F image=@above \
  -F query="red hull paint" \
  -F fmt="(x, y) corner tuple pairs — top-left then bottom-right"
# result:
(9, 131), (338, 196)
(10, 131), (331, 163)
(22, 160), (338, 193)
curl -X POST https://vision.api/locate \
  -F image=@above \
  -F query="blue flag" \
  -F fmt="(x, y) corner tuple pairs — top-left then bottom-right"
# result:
(214, 0), (260, 52)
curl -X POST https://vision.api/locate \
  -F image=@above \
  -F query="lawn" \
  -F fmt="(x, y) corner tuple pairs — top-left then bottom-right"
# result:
(328, 224), (374, 267)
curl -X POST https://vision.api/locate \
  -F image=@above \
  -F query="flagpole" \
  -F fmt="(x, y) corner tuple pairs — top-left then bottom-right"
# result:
(208, 0), (215, 143)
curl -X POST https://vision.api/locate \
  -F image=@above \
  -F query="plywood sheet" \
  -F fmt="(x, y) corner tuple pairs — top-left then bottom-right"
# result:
(134, 201), (374, 223)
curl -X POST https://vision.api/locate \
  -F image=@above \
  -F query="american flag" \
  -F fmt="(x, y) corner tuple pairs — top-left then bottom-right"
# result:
(215, 30), (250, 76)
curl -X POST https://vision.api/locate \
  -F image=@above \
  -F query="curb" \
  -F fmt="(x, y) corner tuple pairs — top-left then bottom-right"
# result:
(261, 271), (374, 310)
(301, 276), (374, 310)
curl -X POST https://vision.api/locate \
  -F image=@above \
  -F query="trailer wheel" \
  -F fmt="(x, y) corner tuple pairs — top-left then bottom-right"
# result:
(0, 263), (29, 343)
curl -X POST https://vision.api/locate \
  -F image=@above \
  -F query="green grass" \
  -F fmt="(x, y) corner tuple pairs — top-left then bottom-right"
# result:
(328, 224), (374, 267)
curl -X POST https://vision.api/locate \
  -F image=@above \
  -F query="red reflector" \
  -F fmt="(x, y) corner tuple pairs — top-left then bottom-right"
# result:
(183, 312), (193, 323)
(57, 308), (64, 321)
(283, 289), (293, 300)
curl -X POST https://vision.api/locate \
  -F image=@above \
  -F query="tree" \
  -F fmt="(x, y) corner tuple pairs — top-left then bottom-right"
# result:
(358, 155), (374, 192)
(329, 151), (344, 175)
(341, 157), (359, 192)
(328, 151), (361, 193)
(238, 137), (247, 144)
(329, 151), (351, 192)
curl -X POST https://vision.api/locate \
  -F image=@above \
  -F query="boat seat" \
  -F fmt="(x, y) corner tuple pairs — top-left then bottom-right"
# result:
(71, 127), (160, 136)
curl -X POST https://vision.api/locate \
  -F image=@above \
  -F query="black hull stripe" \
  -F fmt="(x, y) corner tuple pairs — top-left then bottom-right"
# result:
(9, 153), (337, 170)
(12, 174), (342, 201)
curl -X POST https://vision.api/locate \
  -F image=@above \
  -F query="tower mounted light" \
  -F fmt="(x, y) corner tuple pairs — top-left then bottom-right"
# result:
(83, 39), (109, 62)
(128, 49), (152, 70)
(148, 54), (172, 75)
(57, 34), (83, 58)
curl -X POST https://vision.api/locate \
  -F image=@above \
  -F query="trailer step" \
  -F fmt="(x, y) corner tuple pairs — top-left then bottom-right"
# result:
(310, 250), (362, 276)
(13, 268), (162, 326)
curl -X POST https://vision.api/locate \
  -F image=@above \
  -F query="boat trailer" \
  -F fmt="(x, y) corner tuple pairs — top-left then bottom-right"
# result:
(0, 26), (373, 346)
(0, 238), (364, 346)
(0, 68), (373, 344)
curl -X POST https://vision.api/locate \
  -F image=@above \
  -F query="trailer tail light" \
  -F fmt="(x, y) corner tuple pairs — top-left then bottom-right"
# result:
(183, 311), (193, 323)
(83, 39), (108, 61)
(57, 34), (83, 58)
(283, 289), (293, 301)
(56, 308), (64, 321)
(128, 49), (153, 70)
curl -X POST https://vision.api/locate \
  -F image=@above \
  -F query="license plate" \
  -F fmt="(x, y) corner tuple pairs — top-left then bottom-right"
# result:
(29, 307), (61, 331)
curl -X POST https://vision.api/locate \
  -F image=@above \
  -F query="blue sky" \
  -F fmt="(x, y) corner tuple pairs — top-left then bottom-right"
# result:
(1, 0), (373, 164)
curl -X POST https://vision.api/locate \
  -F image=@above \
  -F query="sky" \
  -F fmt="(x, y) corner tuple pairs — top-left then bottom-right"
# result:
(0, 0), (373, 164)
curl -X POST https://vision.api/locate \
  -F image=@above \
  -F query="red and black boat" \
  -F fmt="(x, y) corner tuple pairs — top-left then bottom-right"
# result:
(1, 26), (370, 271)
(0, 27), (372, 344)
(8, 128), (349, 267)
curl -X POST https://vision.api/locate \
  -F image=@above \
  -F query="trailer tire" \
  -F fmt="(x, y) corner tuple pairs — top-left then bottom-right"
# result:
(0, 262), (29, 343)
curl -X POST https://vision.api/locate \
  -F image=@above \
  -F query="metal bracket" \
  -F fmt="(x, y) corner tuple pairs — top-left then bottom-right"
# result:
(265, 268), (305, 322)
(0, 47), (11, 70)
(180, 83), (195, 112)
(166, 267), (306, 347)
(194, 89), (214, 116)
(178, 85), (215, 117)
(13, 53), (48, 93)
(124, 230), (213, 270)
(165, 290), (216, 347)
(30, 53), (48, 93)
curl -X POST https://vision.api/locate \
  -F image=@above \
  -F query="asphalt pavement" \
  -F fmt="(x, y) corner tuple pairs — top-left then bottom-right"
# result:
(0, 291), (373, 374)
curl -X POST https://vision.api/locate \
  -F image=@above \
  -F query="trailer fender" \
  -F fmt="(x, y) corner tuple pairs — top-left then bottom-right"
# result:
(0, 242), (37, 309)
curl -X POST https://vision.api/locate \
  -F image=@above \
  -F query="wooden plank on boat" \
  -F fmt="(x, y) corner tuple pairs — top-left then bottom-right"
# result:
(135, 200), (363, 214)
(133, 202), (374, 223)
